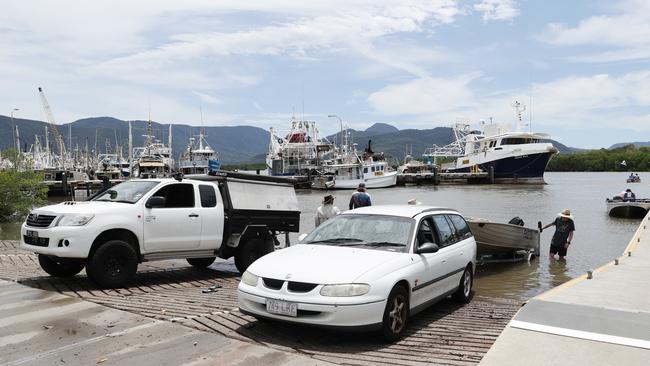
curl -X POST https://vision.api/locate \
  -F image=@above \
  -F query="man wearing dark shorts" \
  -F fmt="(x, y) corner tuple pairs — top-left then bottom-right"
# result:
(541, 208), (575, 261)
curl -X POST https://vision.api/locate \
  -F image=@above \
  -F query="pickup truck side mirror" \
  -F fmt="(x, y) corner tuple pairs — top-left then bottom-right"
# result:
(417, 242), (439, 254)
(298, 233), (307, 242)
(145, 196), (166, 209)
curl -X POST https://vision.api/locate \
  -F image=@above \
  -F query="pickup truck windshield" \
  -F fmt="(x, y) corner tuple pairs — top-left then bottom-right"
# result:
(93, 181), (160, 204)
(303, 214), (414, 252)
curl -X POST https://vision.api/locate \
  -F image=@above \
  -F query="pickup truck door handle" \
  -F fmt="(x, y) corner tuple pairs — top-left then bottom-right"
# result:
(189, 213), (199, 218)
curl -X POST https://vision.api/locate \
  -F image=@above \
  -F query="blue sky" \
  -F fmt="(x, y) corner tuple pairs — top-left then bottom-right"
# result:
(1, 0), (649, 148)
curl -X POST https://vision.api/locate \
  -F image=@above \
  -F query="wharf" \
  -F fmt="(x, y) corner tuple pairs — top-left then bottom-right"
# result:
(480, 213), (650, 366)
(1, 240), (518, 365)
(397, 172), (491, 186)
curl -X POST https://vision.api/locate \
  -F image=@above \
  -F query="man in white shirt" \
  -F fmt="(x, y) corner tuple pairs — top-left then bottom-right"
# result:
(315, 195), (340, 227)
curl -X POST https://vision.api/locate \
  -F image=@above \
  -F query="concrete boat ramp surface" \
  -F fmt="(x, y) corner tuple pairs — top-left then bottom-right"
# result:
(0, 241), (518, 366)
(481, 214), (650, 366)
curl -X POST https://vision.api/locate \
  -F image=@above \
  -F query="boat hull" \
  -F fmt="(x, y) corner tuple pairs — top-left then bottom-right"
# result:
(313, 172), (398, 189)
(449, 151), (554, 184)
(466, 218), (540, 258)
(606, 200), (650, 218)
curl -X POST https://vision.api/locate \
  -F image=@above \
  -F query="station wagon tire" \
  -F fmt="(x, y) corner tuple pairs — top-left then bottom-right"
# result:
(234, 238), (274, 273)
(187, 257), (216, 268)
(38, 254), (85, 277)
(86, 240), (138, 288)
(381, 285), (409, 342)
(452, 266), (473, 304)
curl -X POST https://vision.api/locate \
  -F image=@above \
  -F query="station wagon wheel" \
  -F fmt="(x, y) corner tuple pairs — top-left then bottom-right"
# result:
(381, 285), (409, 342)
(452, 265), (473, 303)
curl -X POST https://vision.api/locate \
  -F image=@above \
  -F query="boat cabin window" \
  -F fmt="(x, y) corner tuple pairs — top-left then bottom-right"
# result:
(199, 184), (217, 208)
(364, 167), (368, 173)
(151, 183), (195, 208)
(500, 138), (537, 145)
(416, 218), (436, 246)
(447, 214), (472, 240)
(432, 215), (457, 247)
(371, 166), (376, 172)
(489, 141), (497, 148)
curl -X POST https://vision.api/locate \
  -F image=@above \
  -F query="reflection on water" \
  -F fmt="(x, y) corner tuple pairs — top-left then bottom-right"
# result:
(1, 172), (644, 301)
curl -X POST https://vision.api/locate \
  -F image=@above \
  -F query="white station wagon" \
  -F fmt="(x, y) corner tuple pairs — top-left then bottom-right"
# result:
(237, 205), (477, 341)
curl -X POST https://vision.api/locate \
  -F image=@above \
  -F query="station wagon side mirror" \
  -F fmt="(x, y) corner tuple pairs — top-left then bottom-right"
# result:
(417, 242), (439, 254)
(298, 233), (308, 242)
(145, 196), (166, 209)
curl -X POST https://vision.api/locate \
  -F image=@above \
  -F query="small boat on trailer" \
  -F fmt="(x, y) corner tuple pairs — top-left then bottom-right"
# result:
(606, 198), (650, 218)
(465, 217), (540, 263)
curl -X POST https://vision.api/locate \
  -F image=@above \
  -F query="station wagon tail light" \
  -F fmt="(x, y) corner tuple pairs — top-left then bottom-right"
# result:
(55, 214), (94, 226)
(241, 271), (259, 286)
(320, 284), (370, 297)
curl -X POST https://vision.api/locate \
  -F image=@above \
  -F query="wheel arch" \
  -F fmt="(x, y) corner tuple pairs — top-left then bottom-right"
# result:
(90, 229), (141, 261)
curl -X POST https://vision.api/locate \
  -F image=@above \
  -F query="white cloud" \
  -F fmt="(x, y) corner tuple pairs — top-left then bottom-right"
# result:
(192, 91), (222, 105)
(473, 0), (520, 22)
(539, 0), (650, 63)
(367, 73), (481, 116)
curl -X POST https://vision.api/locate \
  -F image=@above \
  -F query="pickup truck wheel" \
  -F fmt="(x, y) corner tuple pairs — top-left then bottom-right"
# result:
(38, 254), (85, 277)
(87, 240), (138, 288)
(234, 238), (274, 273)
(187, 257), (216, 268)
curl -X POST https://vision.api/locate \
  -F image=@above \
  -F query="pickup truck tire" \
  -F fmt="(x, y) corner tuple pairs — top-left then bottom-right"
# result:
(38, 254), (85, 277)
(234, 238), (274, 273)
(86, 240), (138, 288)
(186, 257), (216, 268)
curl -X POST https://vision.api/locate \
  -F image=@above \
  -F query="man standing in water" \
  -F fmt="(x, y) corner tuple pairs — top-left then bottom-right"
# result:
(541, 208), (575, 261)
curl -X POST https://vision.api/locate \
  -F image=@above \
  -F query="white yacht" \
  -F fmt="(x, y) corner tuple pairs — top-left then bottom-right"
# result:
(422, 102), (558, 183)
(266, 117), (335, 177)
(178, 130), (220, 175)
(132, 121), (174, 179)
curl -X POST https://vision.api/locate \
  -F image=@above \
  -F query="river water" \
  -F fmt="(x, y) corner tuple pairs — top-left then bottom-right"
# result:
(1, 172), (645, 301)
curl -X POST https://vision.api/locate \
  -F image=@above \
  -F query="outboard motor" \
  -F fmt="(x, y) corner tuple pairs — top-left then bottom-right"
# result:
(508, 217), (525, 226)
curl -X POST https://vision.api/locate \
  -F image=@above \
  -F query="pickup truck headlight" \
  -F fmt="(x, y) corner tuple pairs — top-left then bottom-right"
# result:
(320, 284), (370, 297)
(56, 214), (94, 226)
(241, 271), (259, 286)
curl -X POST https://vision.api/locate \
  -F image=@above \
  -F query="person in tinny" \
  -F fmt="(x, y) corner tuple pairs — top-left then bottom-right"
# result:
(315, 195), (340, 227)
(349, 183), (371, 210)
(541, 208), (575, 261)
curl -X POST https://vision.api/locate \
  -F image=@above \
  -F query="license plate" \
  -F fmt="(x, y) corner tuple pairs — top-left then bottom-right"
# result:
(266, 299), (297, 317)
(25, 230), (39, 238)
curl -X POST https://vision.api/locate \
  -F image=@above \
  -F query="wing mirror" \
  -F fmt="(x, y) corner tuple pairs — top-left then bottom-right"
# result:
(145, 196), (166, 209)
(417, 242), (439, 254)
(298, 233), (308, 242)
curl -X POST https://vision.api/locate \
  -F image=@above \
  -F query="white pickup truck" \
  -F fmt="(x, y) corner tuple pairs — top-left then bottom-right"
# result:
(20, 172), (300, 288)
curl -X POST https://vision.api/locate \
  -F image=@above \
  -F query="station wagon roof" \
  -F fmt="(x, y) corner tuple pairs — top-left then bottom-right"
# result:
(344, 205), (456, 218)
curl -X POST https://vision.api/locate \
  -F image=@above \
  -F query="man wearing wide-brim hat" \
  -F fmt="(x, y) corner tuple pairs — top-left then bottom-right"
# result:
(315, 194), (340, 227)
(541, 208), (576, 261)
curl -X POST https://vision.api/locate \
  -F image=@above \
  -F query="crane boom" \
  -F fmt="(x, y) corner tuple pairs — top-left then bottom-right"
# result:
(38, 87), (66, 156)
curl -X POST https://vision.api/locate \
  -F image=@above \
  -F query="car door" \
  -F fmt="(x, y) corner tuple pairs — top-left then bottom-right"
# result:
(143, 182), (201, 251)
(447, 213), (475, 270)
(410, 216), (448, 308)
(431, 215), (464, 293)
(197, 183), (224, 249)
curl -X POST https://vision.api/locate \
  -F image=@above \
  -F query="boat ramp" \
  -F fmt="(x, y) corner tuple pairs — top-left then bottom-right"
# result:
(481, 213), (650, 366)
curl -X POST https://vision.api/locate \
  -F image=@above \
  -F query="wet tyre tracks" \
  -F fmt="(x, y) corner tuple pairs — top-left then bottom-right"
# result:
(1, 241), (519, 365)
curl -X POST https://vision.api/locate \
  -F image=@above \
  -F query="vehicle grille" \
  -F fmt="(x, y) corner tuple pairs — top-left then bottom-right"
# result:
(287, 281), (318, 293)
(23, 235), (49, 247)
(26, 214), (57, 228)
(262, 278), (284, 290)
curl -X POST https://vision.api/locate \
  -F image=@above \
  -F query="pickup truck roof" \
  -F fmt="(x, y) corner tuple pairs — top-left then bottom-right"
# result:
(345, 205), (456, 218)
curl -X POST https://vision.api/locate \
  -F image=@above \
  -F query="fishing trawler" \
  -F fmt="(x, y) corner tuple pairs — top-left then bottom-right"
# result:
(422, 102), (558, 183)
(178, 130), (220, 175)
(266, 117), (335, 177)
(131, 121), (174, 179)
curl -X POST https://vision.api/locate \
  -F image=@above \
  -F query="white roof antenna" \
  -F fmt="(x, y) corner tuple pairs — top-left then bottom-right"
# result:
(511, 100), (527, 131)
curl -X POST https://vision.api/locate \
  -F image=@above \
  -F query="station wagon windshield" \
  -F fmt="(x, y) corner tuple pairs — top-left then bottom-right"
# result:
(303, 214), (414, 252)
(93, 181), (160, 204)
